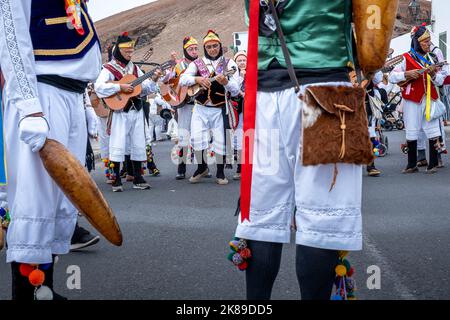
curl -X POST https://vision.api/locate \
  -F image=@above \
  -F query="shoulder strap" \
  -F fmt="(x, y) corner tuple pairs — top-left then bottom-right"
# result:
(268, 0), (300, 93)
(104, 63), (124, 81)
(194, 58), (211, 78)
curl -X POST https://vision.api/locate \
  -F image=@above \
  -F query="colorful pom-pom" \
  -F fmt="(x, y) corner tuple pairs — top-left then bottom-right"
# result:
(331, 294), (343, 300)
(239, 248), (251, 259)
(335, 265), (347, 277)
(35, 285), (53, 300)
(347, 267), (355, 277)
(227, 252), (235, 262)
(109, 163), (115, 168)
(343, 259), (351, 271)
(0, 208), (6, 218)
(238, 260), (248, 271)
(28, 269), (45, 286)
(19, 264), (35, 277)
(229, 240), (240, 252)
(232, 253), (243, 266)
(237, 239), (247, 250)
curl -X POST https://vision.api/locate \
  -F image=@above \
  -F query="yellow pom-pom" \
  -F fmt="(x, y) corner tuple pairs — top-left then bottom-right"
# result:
(110, 163), (115, 168)
(335, 264), (347, 277)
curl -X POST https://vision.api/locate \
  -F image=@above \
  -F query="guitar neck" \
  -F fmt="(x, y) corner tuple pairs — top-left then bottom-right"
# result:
(130, 71), (155, 87)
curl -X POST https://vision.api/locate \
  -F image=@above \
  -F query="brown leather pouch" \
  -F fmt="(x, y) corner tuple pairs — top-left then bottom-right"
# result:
(301, 86), (374, 166)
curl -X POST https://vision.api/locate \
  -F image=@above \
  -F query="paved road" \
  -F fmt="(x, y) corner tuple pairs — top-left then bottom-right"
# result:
(1, 130), (450, 300)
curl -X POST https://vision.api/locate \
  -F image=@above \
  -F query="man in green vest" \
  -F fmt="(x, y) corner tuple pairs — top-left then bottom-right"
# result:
(235, 0), (396, 300)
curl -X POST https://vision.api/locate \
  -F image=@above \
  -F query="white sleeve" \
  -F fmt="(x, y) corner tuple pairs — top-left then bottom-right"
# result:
(136, 67), (158, 96)
(389, 59), (407, 84)
(0, 0), (42, 117)
(94, 68), (120, 98)
(179, 61), (198, 87)
(224, 60), (240, 97)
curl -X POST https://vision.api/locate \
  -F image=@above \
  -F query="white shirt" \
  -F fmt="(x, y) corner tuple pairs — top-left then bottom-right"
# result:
(180, 56), (240, 105)
(94, 60), (158, 99)
(0, 0), (102, 117)
(149, 95), (172, 115)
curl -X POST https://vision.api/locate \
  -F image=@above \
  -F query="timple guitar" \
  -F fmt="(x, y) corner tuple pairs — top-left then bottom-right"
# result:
(104, 60), (175, 111)
(397, 61), (448, 87)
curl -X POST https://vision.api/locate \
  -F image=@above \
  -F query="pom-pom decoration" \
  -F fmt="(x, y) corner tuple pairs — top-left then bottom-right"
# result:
(35, 285), (53, 300)
(331, 251), (356, 300)
(227, 237), (251, 271)
(28, 269), (45, 287)
(19, 264), (35, 277)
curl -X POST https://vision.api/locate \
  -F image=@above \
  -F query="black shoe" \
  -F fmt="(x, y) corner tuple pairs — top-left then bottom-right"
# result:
(152, 168), (160, 176)
(70, 225), (100, 251)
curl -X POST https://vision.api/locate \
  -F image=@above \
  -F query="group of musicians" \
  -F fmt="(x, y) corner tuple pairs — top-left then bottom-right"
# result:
(1, 0), (447, 302)
(91, 30), (247, 191)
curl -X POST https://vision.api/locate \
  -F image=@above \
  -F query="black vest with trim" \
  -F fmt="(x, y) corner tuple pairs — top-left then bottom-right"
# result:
(195, 72), (226, 107)
(30, 0), (100, 61)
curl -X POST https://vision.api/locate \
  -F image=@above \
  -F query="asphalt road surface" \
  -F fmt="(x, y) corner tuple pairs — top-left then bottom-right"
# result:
(1, 130), (449, 300)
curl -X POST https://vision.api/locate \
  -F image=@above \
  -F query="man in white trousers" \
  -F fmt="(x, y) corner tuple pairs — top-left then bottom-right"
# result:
(389, 25), (447, 174)
(0, 0), (101, 299)
(95, 32), (160, 192)
(180, 30), (240, 185)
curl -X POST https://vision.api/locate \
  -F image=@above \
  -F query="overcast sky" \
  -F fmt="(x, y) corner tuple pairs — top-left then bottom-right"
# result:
(87, 0), (158, 22)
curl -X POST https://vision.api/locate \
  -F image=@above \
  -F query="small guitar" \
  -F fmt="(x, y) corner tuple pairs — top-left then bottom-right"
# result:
(104, 60), (176, 111)
(397, 61), (448, 87)
(187, 66), (237, 97)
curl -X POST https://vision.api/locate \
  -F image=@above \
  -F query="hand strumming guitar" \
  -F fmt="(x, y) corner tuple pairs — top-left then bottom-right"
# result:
(216, 74), (229, 86)
(404, 69), (421, 82)
(120, 84), (134, 93)
(195, 77), (211, 89)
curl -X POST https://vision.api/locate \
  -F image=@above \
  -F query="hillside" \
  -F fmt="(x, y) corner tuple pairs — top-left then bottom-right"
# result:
(94, 0), (431, 65)
(94, 0), (247, 65)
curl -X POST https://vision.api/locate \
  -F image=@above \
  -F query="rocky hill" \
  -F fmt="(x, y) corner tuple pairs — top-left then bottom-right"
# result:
(94, 0), (431, 65)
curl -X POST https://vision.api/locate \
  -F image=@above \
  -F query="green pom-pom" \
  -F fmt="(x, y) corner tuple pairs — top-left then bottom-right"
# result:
(343, 259), (351, 271)
(227, 252), (235, 261)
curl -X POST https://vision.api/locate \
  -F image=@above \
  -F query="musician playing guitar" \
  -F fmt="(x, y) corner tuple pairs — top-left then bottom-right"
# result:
(95, 32), (161, 192)
(179, 30), (240, 185)
(389, 24), (449, 174)
(161, 36), (200, 180)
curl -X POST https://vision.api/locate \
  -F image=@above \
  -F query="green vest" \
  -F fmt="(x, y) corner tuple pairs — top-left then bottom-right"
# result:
(245, 0), (354, 70)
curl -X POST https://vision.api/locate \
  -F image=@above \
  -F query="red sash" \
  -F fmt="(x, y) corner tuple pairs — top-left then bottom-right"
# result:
(240, 0), (259, 223)
(103, 63), (139, 81)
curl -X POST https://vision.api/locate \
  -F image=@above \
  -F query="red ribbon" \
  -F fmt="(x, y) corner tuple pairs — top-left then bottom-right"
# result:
(240, 0), (260, 223)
